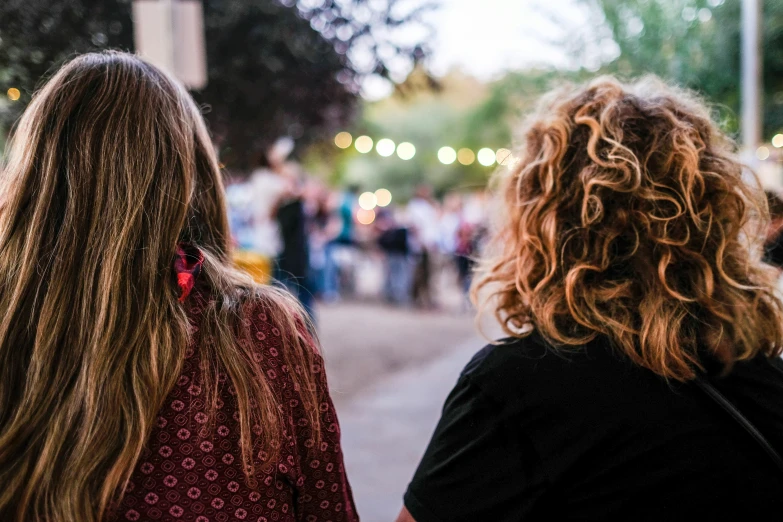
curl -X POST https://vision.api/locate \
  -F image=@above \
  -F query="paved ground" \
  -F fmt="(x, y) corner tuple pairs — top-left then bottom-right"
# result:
(317, 301), (478, 407)
(317, 299), (502, 522)
(335, 336), (482, 521)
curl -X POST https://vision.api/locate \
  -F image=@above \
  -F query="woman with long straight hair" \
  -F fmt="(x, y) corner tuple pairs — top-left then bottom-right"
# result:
(398, 77), (783, 521)
(0, 51), (357, 522)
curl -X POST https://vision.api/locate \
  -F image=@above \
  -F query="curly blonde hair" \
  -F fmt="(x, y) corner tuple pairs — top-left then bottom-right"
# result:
(473, 76), (783, 381)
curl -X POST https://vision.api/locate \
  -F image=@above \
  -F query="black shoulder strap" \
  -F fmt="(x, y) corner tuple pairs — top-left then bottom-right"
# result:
(694, 376), (783, 476)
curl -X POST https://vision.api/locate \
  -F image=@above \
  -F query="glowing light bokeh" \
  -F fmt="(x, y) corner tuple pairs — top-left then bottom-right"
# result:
(334, 132), (353, 149)
(396, 142), (416, 160)
(355, 135), (374, 154)
(7, 88), (20, 101)
(757, 146), (771, 161)
(772, 134), (783, 148)
(358, 191), (378, 210)
(357, 208), (376, 225)
(477, 148), (496, 166)
(438, 146), (457, 165)
(376, 138), (396, 157)
(457, 148), (475, 165)
(496, 148), (514, 166)
(375, 188), (392, 207)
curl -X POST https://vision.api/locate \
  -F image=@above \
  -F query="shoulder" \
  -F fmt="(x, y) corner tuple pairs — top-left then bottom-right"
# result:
(461, 333), (549, 376)
(461, 331), (560, 379)
(239, 289), (316, 361)
(189, 284), (314, 358)
(460, 331), (620, 403)
(194, 286), (326, 421)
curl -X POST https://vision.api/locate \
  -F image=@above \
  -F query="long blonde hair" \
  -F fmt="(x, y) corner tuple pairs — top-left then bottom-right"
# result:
(0, 52), (321, 521)
(474, 76), (783, 381)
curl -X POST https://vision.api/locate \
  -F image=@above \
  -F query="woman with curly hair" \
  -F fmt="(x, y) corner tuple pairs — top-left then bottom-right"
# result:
(397, 77), (783, 521)
(0, 52), (357, 522)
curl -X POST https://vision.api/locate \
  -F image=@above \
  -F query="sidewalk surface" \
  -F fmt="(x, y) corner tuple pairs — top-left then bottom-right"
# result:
(337, 336), (482, 522)
(317, 301), (502, 522)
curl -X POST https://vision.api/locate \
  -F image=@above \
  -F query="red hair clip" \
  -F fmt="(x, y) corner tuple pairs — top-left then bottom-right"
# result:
(173, 243), (204, 302)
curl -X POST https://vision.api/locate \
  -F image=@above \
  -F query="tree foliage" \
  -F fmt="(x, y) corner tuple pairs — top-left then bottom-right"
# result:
(578, 0), (783, 139)
(0, 0), (432, 170)
(325, 0), (783, 195)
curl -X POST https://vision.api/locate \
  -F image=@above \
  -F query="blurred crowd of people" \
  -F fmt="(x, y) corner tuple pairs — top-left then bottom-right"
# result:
(375, 185), (488, 309)
(225, 139), (489, 317)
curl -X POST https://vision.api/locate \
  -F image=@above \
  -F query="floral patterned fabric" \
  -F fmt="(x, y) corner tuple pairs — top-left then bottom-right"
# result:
(107, 285), (358, 522)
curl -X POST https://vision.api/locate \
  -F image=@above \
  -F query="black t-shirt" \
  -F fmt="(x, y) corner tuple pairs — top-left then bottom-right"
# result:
(405, 333), (783, 521)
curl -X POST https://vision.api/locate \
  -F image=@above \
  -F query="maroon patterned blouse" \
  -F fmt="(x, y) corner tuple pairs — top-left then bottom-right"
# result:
(107, 253), (358, 522)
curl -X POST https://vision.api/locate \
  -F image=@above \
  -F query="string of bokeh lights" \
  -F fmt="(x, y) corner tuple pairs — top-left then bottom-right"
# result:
(337, 129), (783, 165)
(334, 131), (523, 226)
(334, 131), (518, 168)
(336, 128), (783, 227)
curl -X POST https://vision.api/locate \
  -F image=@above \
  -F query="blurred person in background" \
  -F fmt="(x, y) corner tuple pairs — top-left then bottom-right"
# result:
(407, 184), (440, 309)
(0, 52), (357, 522)
(272, 160), (316, 320)
(454, 219), (478, 297)
(398, 77), (783, 522)
(376, 207), (413, 305)
(323, 184), (359, 302)
(302, 179), (334, 300)
(438, 192), (463, 257)
(763, 189), (783, 271)
(246, 140), (292, 259)
(462, 190), (489, 226)
(439, 192), (485, 300)
(225, 180), (255, 249)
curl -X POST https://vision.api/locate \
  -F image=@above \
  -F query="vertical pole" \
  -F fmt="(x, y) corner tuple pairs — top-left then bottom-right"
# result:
(742, 0), (762, 152)
(173, 1), (208, 90)
(133, 0), (207, 89)
(132, 0), (176, 76)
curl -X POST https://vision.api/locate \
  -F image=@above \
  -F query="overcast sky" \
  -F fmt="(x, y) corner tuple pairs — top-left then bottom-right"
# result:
(361, 0), (592, 99)
(424, 0), (588, 76)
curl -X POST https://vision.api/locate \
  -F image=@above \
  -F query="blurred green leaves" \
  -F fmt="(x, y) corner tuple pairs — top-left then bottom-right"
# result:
(581, 0), (783, 138)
